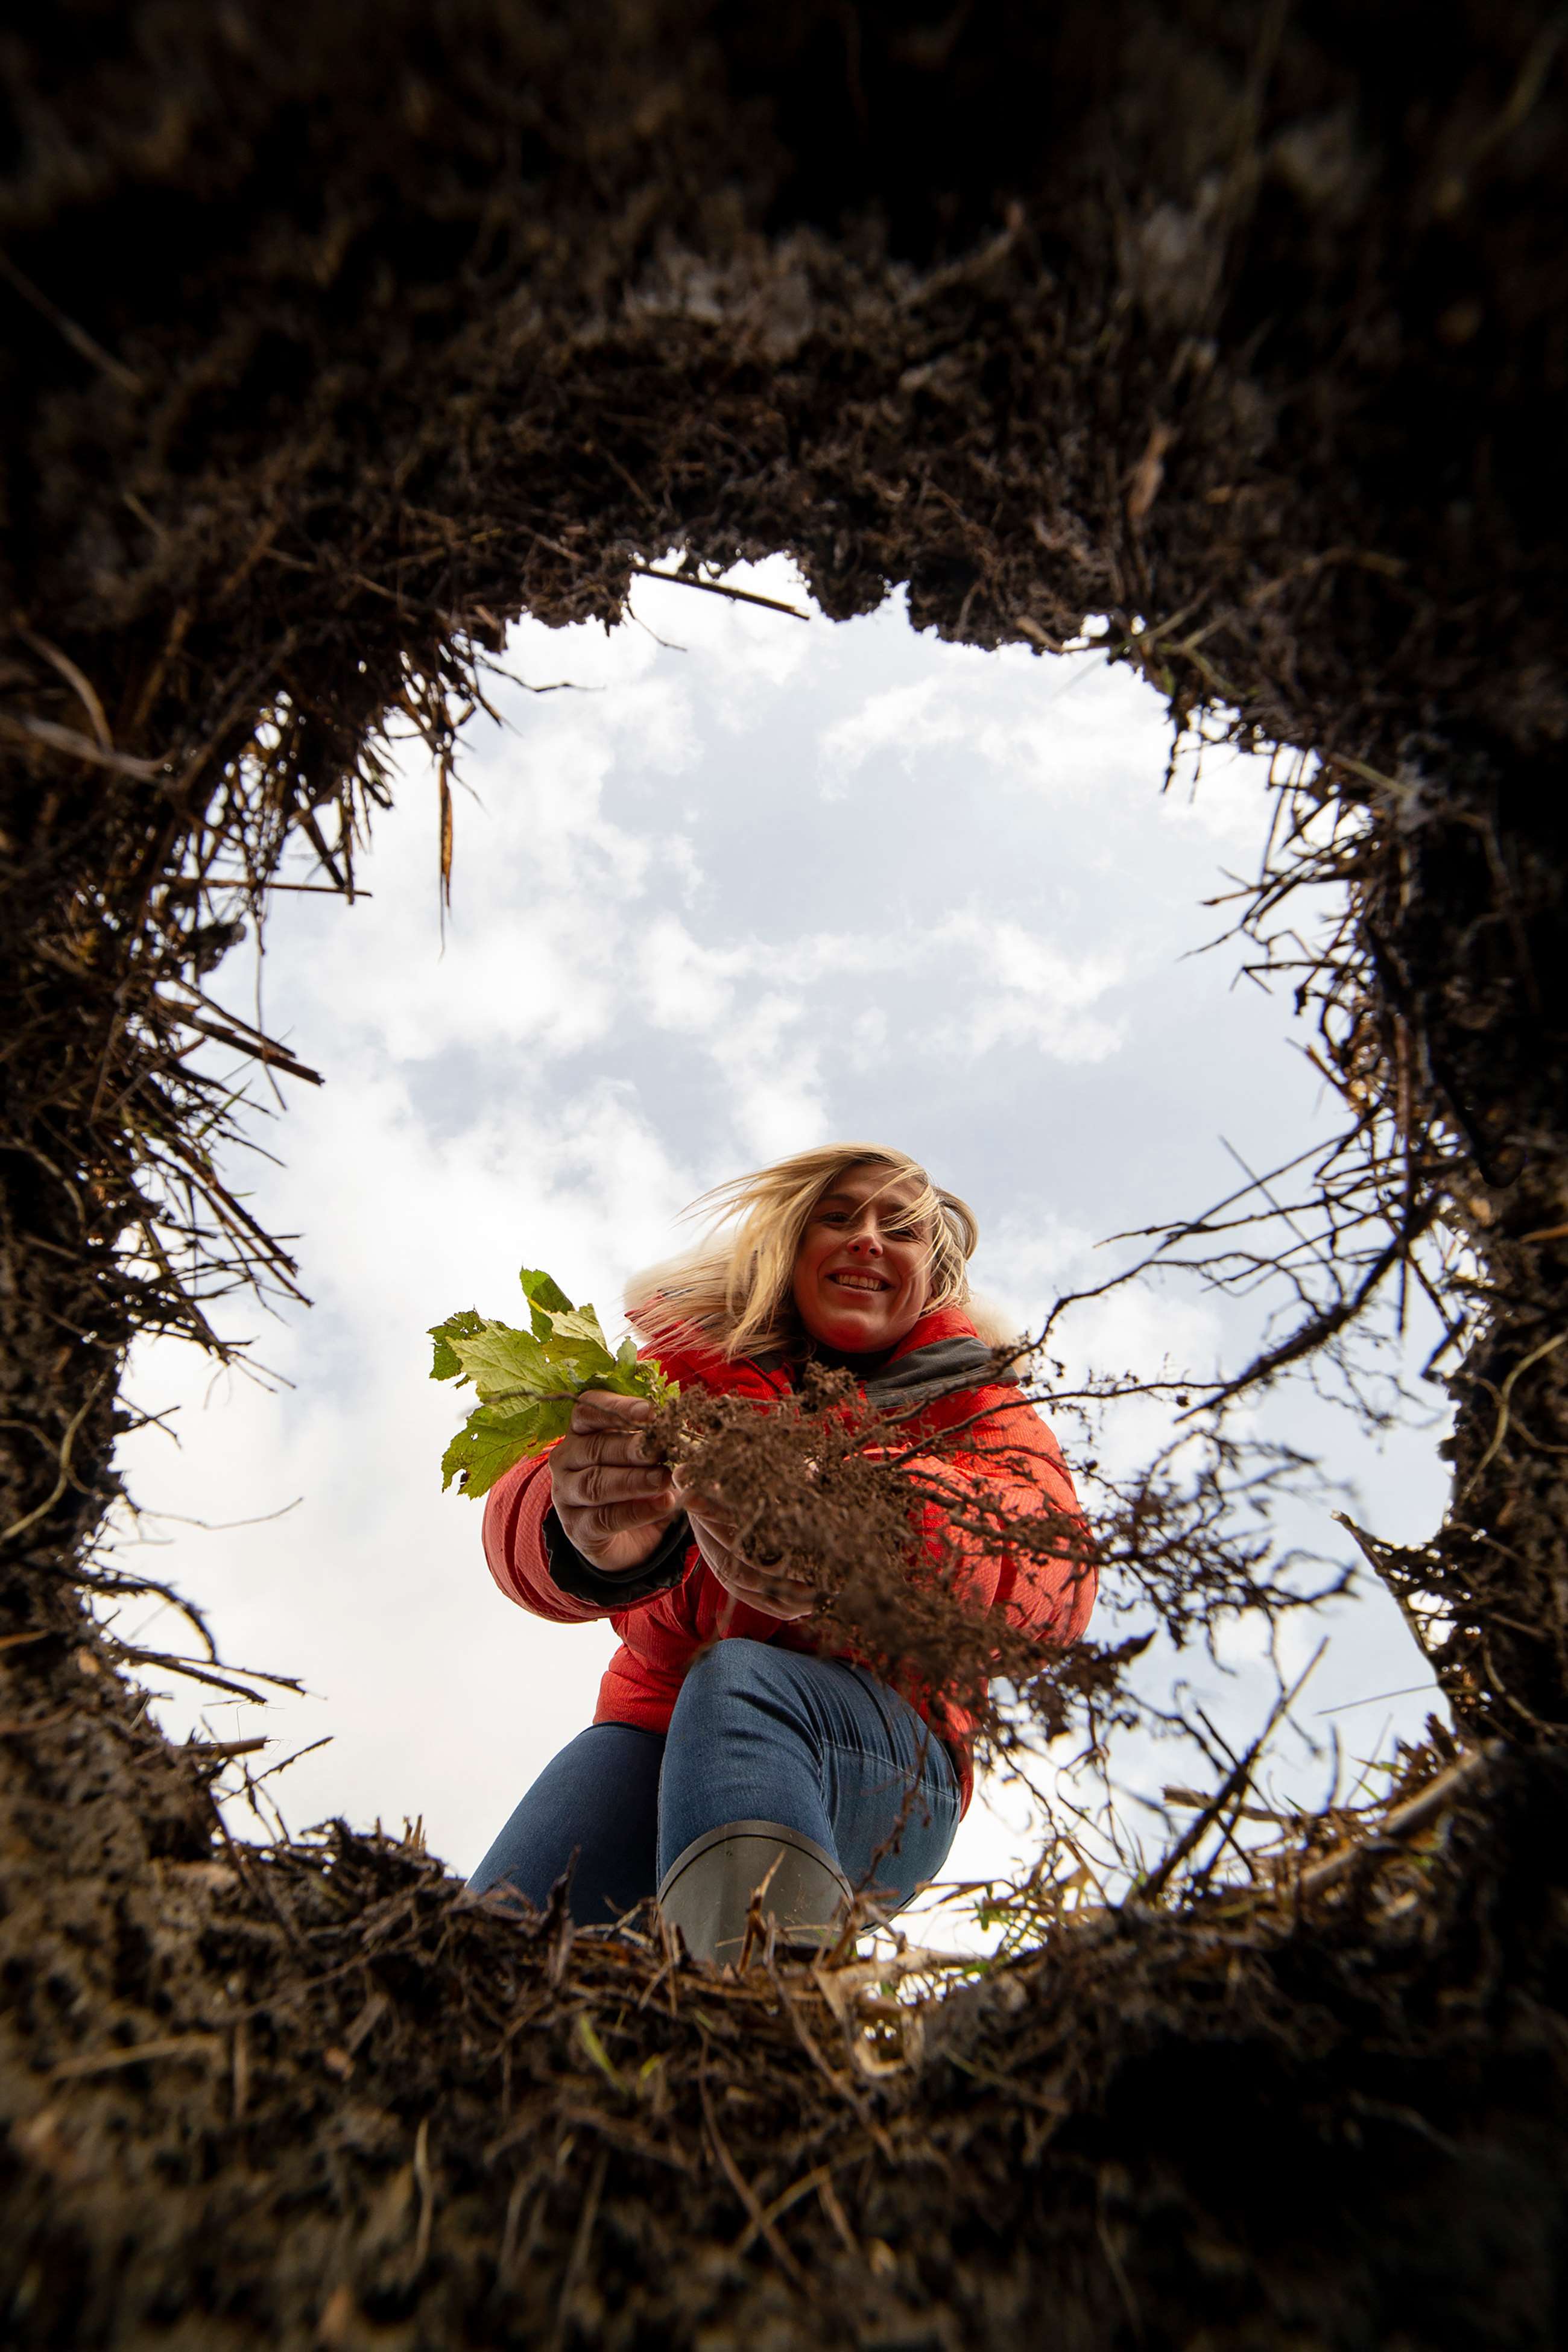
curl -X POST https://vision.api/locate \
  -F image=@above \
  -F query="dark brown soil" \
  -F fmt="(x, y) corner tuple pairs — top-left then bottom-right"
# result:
(7, 1661), (1567, 2350)
(3, 5), (1567, 2345)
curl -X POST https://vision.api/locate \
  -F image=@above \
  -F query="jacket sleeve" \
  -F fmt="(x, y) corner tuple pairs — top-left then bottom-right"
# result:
(896, 1389), (1097, 1647)
(481, 1444), (691, 1624)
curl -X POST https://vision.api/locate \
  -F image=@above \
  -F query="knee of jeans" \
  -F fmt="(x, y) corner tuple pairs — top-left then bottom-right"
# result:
(675, 1635), (786, 1726)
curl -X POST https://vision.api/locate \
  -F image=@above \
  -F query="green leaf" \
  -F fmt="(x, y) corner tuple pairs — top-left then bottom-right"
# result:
(429, 1308), (484, 1383)
(440, 1395), (578, 1498)
(432, 1266), (678, 1498)
(575, 2011), (626, 2092)
(519, 1266), (574, 1339)
(446, 1319), (560, 1402)
(534, 1299), (616, 1373)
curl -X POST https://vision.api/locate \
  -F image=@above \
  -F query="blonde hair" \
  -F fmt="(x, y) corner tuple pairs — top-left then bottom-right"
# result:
(625, 1142), (987, 1362)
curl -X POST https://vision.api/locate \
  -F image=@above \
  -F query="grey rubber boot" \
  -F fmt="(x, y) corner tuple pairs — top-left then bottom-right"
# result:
(657, 1819), (853, 1970)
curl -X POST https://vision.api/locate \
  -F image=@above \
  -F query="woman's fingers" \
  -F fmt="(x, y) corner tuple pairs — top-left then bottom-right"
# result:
(684, 1509), (817, 1620)
(669, 1462), (816, 1617)
(558, 1398), (661, 1467)
(559, 1429), (662, 1470)
(551, 1390), (673, 1534)
(670, 1469), (739, 1533)
(710, 1560), (817, 1620)
(535, 1396), (686, 1570)
(721, 1567), (811, 1607)
(680, 1499), (741, 1560)
(569, 1493), (678, 1541)
(569, 1391), (656, 1436)
(560, 1499), (675, 1546)
(553, 1456), (673, 1510)
(553, 1479), (676, 1549)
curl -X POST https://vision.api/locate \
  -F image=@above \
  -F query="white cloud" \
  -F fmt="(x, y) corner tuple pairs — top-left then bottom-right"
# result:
(935, 911), (1127, 1061)
(637, 912), (745, 1034)
(709, 991), (829, 1159)
(849, 1005), (888, 1065)
(819, 675), (951, 785)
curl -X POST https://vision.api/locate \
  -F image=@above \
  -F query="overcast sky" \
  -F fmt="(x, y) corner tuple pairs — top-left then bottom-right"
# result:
(111, 560), (1450, 1933)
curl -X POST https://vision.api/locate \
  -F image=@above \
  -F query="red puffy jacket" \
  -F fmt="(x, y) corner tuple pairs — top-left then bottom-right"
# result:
(481, 1304), (1095, 1812)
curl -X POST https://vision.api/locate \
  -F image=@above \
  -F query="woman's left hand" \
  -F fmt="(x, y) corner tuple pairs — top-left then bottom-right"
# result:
(672, 1470), (818, 1622)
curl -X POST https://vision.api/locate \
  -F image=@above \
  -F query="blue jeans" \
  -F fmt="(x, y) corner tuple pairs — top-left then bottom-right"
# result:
(467, 1638), (960, 1927)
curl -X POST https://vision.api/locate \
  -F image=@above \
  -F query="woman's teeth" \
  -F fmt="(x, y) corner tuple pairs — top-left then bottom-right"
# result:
(830, 1272), (888, 1291)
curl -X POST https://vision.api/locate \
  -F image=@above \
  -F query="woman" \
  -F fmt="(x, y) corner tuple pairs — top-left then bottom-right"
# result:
(469, 1143), (1095, 1964)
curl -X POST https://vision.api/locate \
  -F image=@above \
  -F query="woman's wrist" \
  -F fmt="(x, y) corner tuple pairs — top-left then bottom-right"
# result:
(567, 1506), (681, 1574)
(542, 1506), (691, 1605)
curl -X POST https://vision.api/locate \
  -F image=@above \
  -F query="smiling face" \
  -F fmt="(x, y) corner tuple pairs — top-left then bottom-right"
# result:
(789, 1161), (933, 1355)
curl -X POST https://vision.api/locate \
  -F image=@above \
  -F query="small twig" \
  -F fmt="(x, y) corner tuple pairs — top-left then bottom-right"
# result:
(1315, 1681), (1438, 1717)
(731, 2154), (862, 2257)
(1162, 1787), (1297, 1824)
(107, 1642), (305, 1704)
(177, 1013), (324, 1088)
(738, 1851), (784, 1974)
(700, 2069), (810, 2287)
(248, 1734), (332, 1787)
(230, 2017), (250, 2122)
(0, 247), (144, 391)
(52, 2034), (220, 2081)
(1461, 1330), (1568, 1496)
(548, 2143), (609, 2352)
(127, 1496), (302, 1534)
(411, 2117), (435, 2272)
(627, 564), (809, 620)
(496, 2169), (537, 2283)
(1133, 1643), (1326, 1905)
(1177, 1206), (1438, 1418)
(1, 1376), (108, 1545)
(14, 628), (113, 748)
(764, 1960), (896, 2160)
(1295, 1744), (1499, 1897)
(0, 710), (164, 777)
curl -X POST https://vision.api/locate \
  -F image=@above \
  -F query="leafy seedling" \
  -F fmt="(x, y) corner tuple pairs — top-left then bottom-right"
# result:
(430, 1267), (676, 1499)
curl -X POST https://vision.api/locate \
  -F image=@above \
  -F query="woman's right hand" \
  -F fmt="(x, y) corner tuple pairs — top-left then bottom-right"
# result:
(549, 1391), (680, 1575)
